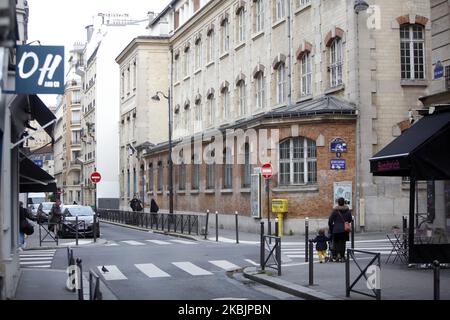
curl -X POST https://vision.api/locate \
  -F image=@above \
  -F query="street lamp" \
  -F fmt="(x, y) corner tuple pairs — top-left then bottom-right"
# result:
(151, 89), (173, 214)
(354, 0), (369, 13)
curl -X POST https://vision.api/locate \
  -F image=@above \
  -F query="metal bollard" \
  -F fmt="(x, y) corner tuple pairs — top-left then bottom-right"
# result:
(305, 217), (309, 262)
(75, 216), (79, 246)
(93, 214), (97, 243)
(433, 260), (440, 300)
(76, 258), (84, 300)
(345, 249), (350, 297)
(275, 218), (279, 237)
(276, 237), (281, 276)
(402, 215), (408, 233)
(204, 210), (210, 240)
(260, 222), (265, 269)
(235, 211), (239, 244)
(351, 215), (355, 249)
(309, 240), (314, 285)
(268, 220), (272, 245)
(215, 211), (219, 242)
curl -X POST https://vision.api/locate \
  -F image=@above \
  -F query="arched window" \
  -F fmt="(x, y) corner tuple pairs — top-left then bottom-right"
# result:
(237, 80), (246, 116)
(277, 64), (287, 104)
(255, 72), (265, 109)
(301, 52), (312, 96)
(207, 92), (216, 127)
(330, 38), (343, 87)
(223, 148), (233, 189)
(206, 150), (215, 189)
(242, 143), (251, 187)
(279, 137), (317, 185)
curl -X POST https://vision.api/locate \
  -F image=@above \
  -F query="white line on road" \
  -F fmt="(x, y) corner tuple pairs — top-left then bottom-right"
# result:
(26, 265), (51, 268)
(20, 261), (52, 265)
(121, 240), (145, 246)
(21, 250), (56, 254)
(170, 240), (197, 245)
(209, 260), (240, 271)
(20, 257), (54, 261)
(244, 259), (259, 266)
(97, 265), (128, 280)
(146, 240), (172, 245)
(172, 262), (213, 276)
(135, 263), (171, 278)
(19, 254), (55, 257)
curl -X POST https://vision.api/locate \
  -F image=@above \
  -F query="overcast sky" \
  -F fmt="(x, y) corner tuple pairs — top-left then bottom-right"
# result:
(27, 0), (167, 106)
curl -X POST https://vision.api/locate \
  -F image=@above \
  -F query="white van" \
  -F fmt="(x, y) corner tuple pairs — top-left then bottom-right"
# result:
(27, 192), (47, 216)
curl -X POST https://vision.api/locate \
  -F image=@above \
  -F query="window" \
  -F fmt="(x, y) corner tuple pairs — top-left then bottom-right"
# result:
(72, 130), (81, 144)
(297, 0), (310, 7)
(301, 52), (312, 96)
(223, 148), (233, 189)
(157, 162), (163, 191)
(242, 143), (251, 188)
(256, 72), (265, 109)
(179, 161), (186, 191)
(223, 87), (230, 119)
(221, 20), (230, 53)
(127, 170), (131, 197)
(255, 0), (264, 33)
(174, 10), (180, 29)
(279, 137), (317, 185)
(207, 163), (215, 189)
(276, 0), (286, 21)
(207, 95), (216, 127)
(400, 24), (425, 80)
(237, 7), (246, 42)
(121, 71), (124, 97)
(132, 60), (136, 89)
(71, 110), (81, 124)
(207, 30), (215, 62)
(195, 40), (202, 70)
(72, 90), (81, 104)
(192, 155), (200, 190)
(149, 163), (154, 191)
(194, 101), (202, 132)
(183, 49), (190, 77)
(174, 55), (180, 82)
(238, 80), (247, 116)
(277, 64), (287, 104)
(184, 109), (191, 133)
(133, 168), (136, 195)
(330, 38), (343, 87)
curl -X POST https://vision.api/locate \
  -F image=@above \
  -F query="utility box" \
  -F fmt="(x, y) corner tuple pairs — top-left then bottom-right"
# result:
(272, 199), (288, 235)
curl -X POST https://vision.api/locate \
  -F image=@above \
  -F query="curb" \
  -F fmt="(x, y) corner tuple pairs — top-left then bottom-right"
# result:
(100, 219), (200, 241)
(242, 267), (341, 300)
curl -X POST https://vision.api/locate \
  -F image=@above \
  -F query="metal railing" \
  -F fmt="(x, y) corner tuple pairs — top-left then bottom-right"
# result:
(38, 222), (59, 246)
(89, 269), (103, 300)
(261, 235), (282, 276)
(345, 249), (381, 300)
(98, 210), (200, 236)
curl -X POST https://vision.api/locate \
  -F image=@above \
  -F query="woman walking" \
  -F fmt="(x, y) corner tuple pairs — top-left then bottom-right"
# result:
(328, 197), (352, 262)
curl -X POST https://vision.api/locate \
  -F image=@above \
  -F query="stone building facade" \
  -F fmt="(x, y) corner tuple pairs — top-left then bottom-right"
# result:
(124, 0), (432, 232)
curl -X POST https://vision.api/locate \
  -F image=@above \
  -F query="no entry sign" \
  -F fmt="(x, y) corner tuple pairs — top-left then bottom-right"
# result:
(261, 163), (273, 179)
(90, 171), (101, 184)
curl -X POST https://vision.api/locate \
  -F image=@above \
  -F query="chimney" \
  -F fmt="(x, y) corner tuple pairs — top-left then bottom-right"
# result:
(85, 25), (94, 42)
(148, 11), (155, 23)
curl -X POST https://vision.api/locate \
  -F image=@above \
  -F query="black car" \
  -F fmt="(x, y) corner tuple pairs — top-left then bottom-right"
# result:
(58, 205), (100, 238)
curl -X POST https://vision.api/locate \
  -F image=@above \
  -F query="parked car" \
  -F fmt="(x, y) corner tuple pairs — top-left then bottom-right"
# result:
(36, 202), (55, 223)
(58, 205), (100, 238)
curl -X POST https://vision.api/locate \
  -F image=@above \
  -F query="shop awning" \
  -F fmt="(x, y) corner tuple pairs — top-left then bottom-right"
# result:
(19, 155), (56, 193)
(9, 94), (56, 142)
(369, 110), (450, 180)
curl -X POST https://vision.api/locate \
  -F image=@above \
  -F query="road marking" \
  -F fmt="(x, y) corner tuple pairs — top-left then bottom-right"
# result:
(135, 263), (171, 278)
(244, 259), (259, 266)
(209, 260), (240, 271)
(172, 262), (213, 276)
(19, 254), (55, 257)
(21, 250), (56, 254)
(26, 265), (51, 268)
(20, 257), (54, 261)
(105, 242), (119, 246)
(97, 265), (128, 280)
(121, 240), (145, 246)
(20, 261), (52, 265)
(170, 240), (197, 245)
(146, 240), (172, 245)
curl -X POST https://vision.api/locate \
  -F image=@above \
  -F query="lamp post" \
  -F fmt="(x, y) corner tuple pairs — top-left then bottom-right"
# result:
(151, 89), (173, 214)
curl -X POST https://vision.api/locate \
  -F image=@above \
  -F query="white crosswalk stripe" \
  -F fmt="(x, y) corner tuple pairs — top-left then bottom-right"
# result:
(19, 250), (55, 268)
(170, 240), (197, 245)
(146, 240), (172, 245)
(97, 265), (128, 280)
(172, 262), (213, 276)
(209, 260), (240, 271)
(121, 240), (145, 246)
(135, 263), (171, 278)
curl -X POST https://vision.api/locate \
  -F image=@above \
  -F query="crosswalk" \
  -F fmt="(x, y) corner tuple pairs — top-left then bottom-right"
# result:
(104, 239), (198, 247)
(19, 249), (56, 269)
(96, 258), (250, 281)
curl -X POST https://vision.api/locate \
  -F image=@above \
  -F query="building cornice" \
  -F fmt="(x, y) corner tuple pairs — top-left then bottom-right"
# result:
(115, 36), (170, 64)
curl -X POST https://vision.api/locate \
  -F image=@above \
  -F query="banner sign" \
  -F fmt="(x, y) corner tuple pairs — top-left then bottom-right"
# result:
(16, 45), (64, 94)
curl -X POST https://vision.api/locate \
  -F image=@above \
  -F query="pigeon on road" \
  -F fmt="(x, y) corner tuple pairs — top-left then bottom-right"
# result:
(101, 266), (108, 273)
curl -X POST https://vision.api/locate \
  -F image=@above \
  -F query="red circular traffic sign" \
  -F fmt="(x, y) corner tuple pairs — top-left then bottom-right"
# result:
(90, 171), (101, 184)
(261, 163), (273, 179)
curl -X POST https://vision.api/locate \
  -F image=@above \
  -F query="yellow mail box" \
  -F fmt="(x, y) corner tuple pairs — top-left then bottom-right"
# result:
(272, 199), (288, 213)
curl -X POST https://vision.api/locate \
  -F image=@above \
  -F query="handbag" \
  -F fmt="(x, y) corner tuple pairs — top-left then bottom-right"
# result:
(338, 211), (352, 233)
(21, 219), (34, 235)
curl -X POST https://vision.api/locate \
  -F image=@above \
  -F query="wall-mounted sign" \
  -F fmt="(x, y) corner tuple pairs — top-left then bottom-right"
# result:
(334, 181), (352, 209)
(16, 45), (64, 94)
(434, 61), (444, 79)
(331, 159), (346, 170)
(330, 138), (347, 153)
(32, 159), (43, 167)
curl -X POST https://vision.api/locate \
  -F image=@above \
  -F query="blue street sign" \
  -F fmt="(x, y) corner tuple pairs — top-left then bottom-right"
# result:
(330, 138), (347, 153)
(434, 61), (444, 79)
(330, 159), (346, 170)
(33, 159), (43, 167)
(15, 45), (65, 94)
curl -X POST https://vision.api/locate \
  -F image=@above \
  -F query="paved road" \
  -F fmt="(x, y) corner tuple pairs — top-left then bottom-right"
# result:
(51, 223), (300, 300)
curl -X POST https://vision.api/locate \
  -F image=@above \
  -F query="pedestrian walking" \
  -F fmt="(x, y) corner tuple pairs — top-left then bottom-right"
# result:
(328, 197), (352, 262)
(19, 201), (34, 248)
(150, 198), (159, 213)
(311, 228), (331, 263)
(130, 196), (143, 212)
(49, 199), (63, 234)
